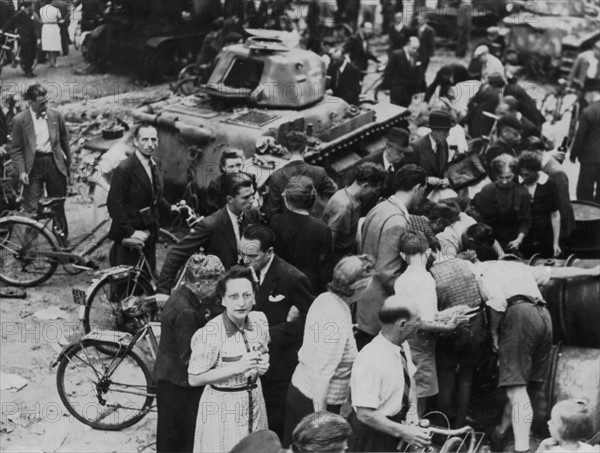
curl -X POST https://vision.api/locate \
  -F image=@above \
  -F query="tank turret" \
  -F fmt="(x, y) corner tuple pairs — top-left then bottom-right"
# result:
(132, 40), (410, 213)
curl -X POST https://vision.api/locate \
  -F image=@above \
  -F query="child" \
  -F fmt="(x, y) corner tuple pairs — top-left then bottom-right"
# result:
(537, 399), (599, 452)
(393, 230), (468, 415)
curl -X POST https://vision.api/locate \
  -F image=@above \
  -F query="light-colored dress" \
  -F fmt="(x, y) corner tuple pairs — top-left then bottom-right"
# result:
(40, 4), (62, 52)
(189, 311), (270, 453)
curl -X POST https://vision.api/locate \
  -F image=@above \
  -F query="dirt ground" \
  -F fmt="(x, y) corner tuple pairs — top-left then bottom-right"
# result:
(0, 35), (579, 453)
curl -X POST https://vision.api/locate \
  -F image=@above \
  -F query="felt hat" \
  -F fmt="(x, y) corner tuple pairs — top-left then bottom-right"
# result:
(428, 110), (453, 130)
(385, 127), (410, 149)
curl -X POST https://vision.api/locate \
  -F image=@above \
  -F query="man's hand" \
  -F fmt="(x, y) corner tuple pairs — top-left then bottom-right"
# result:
(553, 243), (561, 257)
(20, 172), (29, 185)
(397, 424), (431, 448)
(427, 176), (445, 187)
(131, 230), (150, 242)
(507, 238), (522, 251)
(491, 329), (500, 352)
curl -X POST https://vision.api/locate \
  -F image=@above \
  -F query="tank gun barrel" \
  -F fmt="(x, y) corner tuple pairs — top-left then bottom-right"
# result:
(131, 111), (215, 144)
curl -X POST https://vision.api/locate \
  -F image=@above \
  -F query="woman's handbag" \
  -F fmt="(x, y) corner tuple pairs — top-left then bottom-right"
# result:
(446, 151), (487, 190)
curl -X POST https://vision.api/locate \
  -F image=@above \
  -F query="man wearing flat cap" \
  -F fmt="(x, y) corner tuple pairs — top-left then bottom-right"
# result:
(407, 110), (452, 194)
(473, 45), (505, 84)
(483, 115), (523, 169)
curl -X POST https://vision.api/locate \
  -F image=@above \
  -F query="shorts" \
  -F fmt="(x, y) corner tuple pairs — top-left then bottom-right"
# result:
(498, 300), (552, 387)
(436, 310), (489, 371)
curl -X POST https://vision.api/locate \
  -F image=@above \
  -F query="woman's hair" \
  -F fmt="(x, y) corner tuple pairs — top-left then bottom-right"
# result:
(218, 146), (245, 171)
(283, 176), (317, 211)
(215, 266), (256, 300)
(552, 399), (594, 443)
(517, 151), (542, 173)
(398, 230), (430, 255)
(490, 154), (517, 181)
(428, 202), (461, 234)
(184, 253), (225, 283)
(327, 254), (375, 298)
(462, 223), (499, 261)
(291, 411), (352, 453)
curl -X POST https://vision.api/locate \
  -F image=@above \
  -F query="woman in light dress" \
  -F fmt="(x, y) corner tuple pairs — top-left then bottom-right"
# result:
(39, 0), (62, 67)
(188, 266), (270, 453)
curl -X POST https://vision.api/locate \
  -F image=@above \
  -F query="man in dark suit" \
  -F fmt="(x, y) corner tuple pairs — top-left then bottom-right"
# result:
(570, 93), (600, 203)
(408, 110), (453, 194)
(9, 84), (71, 238)
(328, 47), (363, 105)
(157, 173), (261, 293)
(107, 124), (176, 272)
(424, 63), (471, 102)
(387, 11), (413, 53)
(375, 127), (414, 198)
(265, 131), (337, 219)
(414, 11), (435, 75)
(239, 224), (315, 439)
(3, 1), (39, 77)
(382, 36), (425, 107)
(483, 115), (523, 169)
(245, 0), (276, 28)
(344, 21), (380, 77)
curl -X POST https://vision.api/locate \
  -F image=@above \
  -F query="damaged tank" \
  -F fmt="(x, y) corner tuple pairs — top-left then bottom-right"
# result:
(501, 0), (600, 79)
(131, 37), (410, 212)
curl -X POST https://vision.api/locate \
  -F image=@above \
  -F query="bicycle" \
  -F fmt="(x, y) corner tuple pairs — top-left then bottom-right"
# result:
(0, 29), (38, 77)
(53, 295), (162, 430)
(75, 202), (201, 334)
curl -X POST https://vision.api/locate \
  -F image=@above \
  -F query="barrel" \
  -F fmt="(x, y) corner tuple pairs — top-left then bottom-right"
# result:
(529, 255), (600, 349)
(564, 200), (600, 258)
(532, 344), (600, 437)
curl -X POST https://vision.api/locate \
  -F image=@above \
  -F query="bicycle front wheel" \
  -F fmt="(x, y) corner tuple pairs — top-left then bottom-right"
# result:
(56, 340), (154, 430)
(0, 217), (59, 287)
(83, 270), (155, 334)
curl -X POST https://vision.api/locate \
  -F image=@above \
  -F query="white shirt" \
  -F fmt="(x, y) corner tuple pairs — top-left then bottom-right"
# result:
(135, 150), (154, 184)
(30, 108), (51, 153)
(226, 205), (244, 246)
(428, 134), (439, 153)
(351, 334), (416, 417)
(394, 265), (437, 321)
(474, 261), (551, 312)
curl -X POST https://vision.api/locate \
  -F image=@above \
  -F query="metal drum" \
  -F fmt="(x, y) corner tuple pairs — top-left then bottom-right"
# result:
(532, 344), (600, 437)
(530, 255), (600, 349)
(564, 201), (600, 258)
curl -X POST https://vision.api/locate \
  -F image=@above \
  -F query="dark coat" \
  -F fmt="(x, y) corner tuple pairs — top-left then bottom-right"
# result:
(571, 100), (600, 164)
(265, 160), (337, 219)
(542, 156), (576, 238)
(424, 63), (471, 102)
(9, 108), (70, 178)
(387, 24), (413, 53)
(408, 134), (449, 180)
(417, 24), (435, 60)
(107, 153), (171, 243)
(245, 0), (276, 28)
(330, 59), (363, 105)
(156, 206), (261, 293)
(254, 255), (315, 381)
(4, 8), (40, 41)
(344, 32), (378, 72)
(382, 48), (425, 106)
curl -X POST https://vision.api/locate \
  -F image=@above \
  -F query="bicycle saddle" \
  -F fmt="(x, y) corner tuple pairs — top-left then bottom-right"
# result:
(39, 197), (66, 208)
(122, 237), (144, 250)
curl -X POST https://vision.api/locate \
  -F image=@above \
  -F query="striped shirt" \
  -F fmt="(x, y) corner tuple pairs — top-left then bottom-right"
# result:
(292, 292), (358, 405)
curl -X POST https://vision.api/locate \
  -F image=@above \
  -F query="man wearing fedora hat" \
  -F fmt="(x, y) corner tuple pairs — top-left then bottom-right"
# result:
(378, 127), (414, 197)
(408, 110), (452, 193)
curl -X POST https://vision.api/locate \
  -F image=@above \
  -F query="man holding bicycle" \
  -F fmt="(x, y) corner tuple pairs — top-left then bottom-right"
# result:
(107, 123), (178, 273)
(3, 1), (39, 78)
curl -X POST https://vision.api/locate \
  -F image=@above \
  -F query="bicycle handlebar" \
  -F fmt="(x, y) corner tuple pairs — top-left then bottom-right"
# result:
(176, 201), (202, 228)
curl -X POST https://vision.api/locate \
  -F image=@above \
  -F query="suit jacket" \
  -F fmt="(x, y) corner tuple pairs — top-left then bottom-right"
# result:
(107, 153), (171, 242)
(156, 206), (261, 293)
(358, 197), (410, 335)
(330, 59), (363, 105)
(344, 33), (378, 72)
(9, 108), (70, 178)
(265, 160), (337, 218)
(387, 24), (413, 53)
(542, 157), (576, 238)
(571, 100), (600, 164)
(408, 134), (449, 180)
(245, 0), (275, 28)
(382, 48), (425, 104)
(254, 255), (314, 381)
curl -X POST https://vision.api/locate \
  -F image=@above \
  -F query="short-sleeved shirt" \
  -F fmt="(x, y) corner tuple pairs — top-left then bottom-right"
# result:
(322, 188), (360, 259)
(351, 334), (416, 416)
(393, 265), (437, 321)
(475, 261), (551, 312)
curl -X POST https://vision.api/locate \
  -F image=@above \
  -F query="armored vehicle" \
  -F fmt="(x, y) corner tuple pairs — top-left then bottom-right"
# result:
(131, 37), (409, 212)
(502, 0), (600, 78)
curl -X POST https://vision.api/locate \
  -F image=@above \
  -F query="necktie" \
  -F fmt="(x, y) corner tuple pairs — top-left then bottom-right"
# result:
(237, 212), (246, 237)
(150, 160), (160, 200)
(436, 141), (446, 173)
(399, 346), (412, 420)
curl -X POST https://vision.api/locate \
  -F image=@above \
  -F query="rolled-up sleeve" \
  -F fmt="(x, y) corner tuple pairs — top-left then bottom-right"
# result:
(351, 354), (382, 409)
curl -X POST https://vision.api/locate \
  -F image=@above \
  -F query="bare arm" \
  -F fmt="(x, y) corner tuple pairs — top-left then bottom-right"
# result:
(551, 210), (561, 255)
(548, 265), (600, 280)
(356, 407), (431, 448)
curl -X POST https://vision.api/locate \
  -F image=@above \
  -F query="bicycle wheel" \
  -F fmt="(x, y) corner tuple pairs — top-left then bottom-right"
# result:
(56, 339), (154, 430)
(0, 217), (59, 287)
(82, 269), (155, 334)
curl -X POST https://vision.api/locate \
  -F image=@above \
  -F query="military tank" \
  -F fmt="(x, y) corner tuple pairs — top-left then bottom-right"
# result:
(502, 0), (600, 79)
(131, 37), (410, 211)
